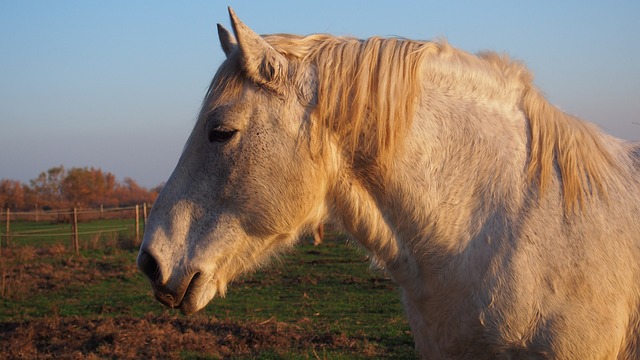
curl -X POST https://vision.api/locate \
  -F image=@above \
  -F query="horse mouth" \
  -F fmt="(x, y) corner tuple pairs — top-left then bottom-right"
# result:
(153, 272), (209, 315)
(178, 272), (205, 315)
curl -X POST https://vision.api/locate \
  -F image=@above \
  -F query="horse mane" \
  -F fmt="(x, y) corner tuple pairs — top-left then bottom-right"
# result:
(212, 32), (615, 212)
(457, 51), (616, 211)
(265, 34), (443, 171)
(521, 82), (615, 212)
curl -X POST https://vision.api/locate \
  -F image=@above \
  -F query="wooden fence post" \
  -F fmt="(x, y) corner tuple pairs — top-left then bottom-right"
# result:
(143, 202), (148, 225)
(0, 210), (3, 257)
(72, 208), (79, 253)
(142, 203), (147, 235)
(5, 209), (10, 247)
(135, 205), (140, 244)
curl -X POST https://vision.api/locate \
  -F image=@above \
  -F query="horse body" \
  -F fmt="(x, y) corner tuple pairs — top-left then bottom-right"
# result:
(138, 8), (640, 358)
(383, 111), (640, 358)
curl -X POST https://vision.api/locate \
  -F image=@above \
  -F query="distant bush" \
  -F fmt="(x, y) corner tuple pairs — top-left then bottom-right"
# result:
(0, 166), (160, 211)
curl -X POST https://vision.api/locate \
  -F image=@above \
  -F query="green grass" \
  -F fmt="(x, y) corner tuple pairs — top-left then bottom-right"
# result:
(0, 225), (416, 358)
(209, 241), (405, 335)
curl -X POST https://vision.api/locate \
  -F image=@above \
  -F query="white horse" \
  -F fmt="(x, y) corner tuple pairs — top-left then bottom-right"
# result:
(138, 8), (640, 359)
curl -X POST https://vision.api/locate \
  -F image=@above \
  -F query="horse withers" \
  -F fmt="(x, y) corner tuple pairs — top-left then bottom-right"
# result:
(138, 8), (640, 359)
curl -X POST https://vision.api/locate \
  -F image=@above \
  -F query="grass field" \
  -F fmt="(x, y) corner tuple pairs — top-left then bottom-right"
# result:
(0, 222), (417, 359)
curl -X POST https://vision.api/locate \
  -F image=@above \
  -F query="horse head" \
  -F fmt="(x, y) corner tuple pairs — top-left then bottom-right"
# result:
(137, 8), (328, 314)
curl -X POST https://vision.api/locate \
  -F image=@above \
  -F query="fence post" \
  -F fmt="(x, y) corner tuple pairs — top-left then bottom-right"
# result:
(72, 208), (79, 253)
(35, 204), (39, 222)
(5, 209), (9, 247)
(143, 202), (148, 225)
(0, 210), (3, 258)
(135, 205), (140, 244)
(100, 204), (104, 220)
(142, 203), (147, 235)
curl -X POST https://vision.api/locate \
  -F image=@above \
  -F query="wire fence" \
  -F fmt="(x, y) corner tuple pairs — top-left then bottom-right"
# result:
(0, 204), (151, 255)
(1, 205), (147, 223)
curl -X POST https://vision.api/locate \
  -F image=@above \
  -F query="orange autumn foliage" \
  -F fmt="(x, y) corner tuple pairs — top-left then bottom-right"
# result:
(0, 166), (160, 210)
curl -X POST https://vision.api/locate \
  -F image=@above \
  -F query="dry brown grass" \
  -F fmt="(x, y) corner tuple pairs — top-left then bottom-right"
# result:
(0, 313), (385, 359)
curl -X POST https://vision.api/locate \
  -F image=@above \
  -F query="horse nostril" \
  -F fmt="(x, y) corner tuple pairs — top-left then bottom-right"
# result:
(137, 251), (162, 285)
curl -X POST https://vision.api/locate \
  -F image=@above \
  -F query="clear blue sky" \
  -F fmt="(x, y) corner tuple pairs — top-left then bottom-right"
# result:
(1, 1), (639, 188)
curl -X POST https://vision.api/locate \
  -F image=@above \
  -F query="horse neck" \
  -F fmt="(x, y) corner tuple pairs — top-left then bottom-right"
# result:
(328, 169), (425, 294)
(326, 93), (530, 295)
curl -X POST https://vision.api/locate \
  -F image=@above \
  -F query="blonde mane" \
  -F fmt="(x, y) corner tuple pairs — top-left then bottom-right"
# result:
(213, 32), (615, 211)
(522, 85), (616, 211)
(422, 48), (616, 211)
(265, 34), (442, 171)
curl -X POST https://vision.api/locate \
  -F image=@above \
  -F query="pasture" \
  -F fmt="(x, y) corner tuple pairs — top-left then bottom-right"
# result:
(0, 222), (417, 359)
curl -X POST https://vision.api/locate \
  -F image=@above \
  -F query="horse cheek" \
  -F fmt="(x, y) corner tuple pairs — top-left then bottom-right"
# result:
(239, 132), (316, 237)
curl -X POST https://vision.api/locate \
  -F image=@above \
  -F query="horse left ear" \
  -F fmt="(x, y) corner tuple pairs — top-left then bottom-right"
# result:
(217, 24), (237, 57)
(227, 7), (288, 91)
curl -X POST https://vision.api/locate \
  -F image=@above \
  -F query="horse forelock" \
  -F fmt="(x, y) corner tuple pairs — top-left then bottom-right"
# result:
(203, 55), (246, 112)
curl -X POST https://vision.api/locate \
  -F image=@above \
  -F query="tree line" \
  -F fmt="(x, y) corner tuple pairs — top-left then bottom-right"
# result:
(0, 166), (161, 211)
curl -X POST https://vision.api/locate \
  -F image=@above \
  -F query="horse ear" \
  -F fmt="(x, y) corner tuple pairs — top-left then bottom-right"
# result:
(217, 24), (237, 57)
(227, 7), (287, 90)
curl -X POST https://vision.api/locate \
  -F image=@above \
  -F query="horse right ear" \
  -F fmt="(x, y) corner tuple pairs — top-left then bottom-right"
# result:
(227, 7), (288, 92)
(217, 24), (237, 57)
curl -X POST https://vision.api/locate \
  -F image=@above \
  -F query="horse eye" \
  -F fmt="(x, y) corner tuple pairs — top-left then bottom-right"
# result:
(208, 127), (237, 143)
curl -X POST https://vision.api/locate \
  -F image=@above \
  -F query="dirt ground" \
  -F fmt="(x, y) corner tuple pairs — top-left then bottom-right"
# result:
(0, 314), (378, 359)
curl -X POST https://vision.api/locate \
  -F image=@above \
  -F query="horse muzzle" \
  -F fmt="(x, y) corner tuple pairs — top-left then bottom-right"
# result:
(137, 250), (206, 314)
